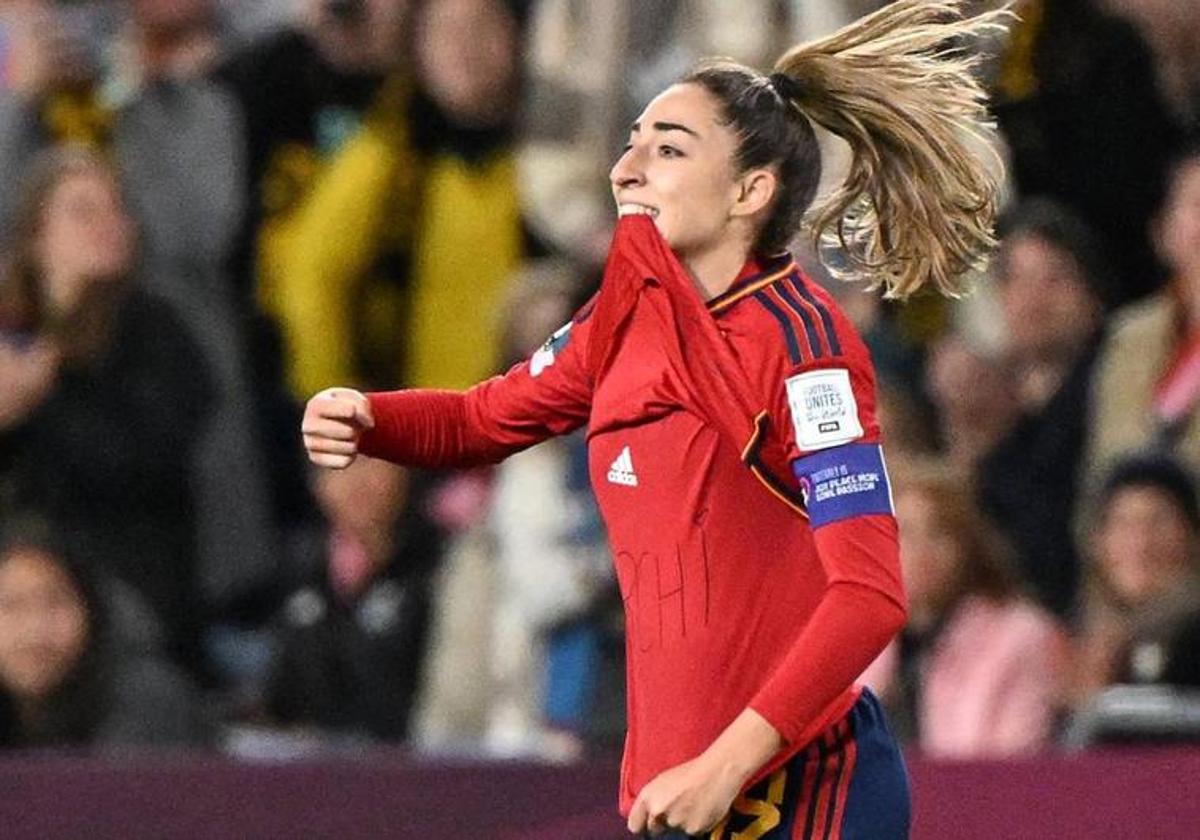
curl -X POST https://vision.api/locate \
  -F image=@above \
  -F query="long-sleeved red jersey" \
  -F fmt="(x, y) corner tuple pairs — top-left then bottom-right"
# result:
(361, 216), (906, 815)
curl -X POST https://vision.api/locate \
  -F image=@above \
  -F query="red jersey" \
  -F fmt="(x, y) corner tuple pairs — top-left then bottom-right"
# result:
(361, 216), (905, 815)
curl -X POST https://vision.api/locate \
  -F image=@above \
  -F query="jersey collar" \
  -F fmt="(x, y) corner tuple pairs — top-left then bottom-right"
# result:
(706, 252), (797, 314)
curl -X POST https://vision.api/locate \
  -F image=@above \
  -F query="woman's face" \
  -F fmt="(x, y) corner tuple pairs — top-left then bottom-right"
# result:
(1096, 485), (1195, 608)
(0, 547), (89, 701)
(34, 168), (135, 310)
(998, 234), (1099, 360)
(1158, 159), (1200, 279)
(896, 487), (965, 614)
(610, 83), (750, 259)
(310, 0), (409, 72)
(416, 0), (518, 126)
(925, 336), (1017, 429)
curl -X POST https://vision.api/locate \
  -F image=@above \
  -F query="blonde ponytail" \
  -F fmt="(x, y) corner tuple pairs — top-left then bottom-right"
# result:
(774, 0), (1012, 299)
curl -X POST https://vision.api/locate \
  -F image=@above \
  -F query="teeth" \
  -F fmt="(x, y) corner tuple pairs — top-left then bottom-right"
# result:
(618, 203), (659, 218)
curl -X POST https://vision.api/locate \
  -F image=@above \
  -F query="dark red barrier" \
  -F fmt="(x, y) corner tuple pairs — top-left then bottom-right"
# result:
(1, 748), (1197, 838)
(909, 749), (1200, 840)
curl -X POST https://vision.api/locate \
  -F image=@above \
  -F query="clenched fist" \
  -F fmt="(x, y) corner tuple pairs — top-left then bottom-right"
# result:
(302, 387), (375, 469)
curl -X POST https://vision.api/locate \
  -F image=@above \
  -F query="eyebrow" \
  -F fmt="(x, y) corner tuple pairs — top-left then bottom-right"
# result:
(630, 120), (701, 139)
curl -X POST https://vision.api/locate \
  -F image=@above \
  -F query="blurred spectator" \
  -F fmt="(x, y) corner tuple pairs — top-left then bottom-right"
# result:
(0, 1), (240, 276)
(0, 146), (212, 672)
(217, 0), (419, 397)
(483, 260), (616, 760)
(0, 516), (211, 749)
(407, 473), (497, 752)
(925, 333), (1020, 470)
(1123, 597), (1200, 690)
(519, 0), (784, 265)
(405, 0), (527, 390)
(219, 0), (531, 394)
(265, 457), (441, 742)
(818, 273), (937, 460)
(875, 383), (937, 462)
(863, 460), (1066, 758)
(1071, 453), (1200, 706)
(1087, 145), (1200, 482)
(1104, 0), (1200, 127)
(215, 0), (296, 47)
(994, 0), (1182, 305)
(408, 258), (622, 759)
(0, 0), (281, 624)
(976, 200), (1111, 617)
(0, 2), (119, 155)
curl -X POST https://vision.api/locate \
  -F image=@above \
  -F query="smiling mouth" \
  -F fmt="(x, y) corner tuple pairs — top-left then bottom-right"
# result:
(617, 203), (660, 219)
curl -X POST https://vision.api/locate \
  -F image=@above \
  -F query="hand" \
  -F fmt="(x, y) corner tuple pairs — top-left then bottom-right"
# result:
(627, 708), (784, 836)
(627, 752), (743, 836)
(302, 386), (375, 469)
(0, 338), (60, 430)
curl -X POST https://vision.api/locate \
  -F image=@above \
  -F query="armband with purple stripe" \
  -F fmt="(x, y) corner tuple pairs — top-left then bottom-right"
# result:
(792, 443), (894, 528)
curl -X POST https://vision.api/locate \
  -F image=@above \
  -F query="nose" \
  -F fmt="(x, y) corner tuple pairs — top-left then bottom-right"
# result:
(610, 147), (646, 192)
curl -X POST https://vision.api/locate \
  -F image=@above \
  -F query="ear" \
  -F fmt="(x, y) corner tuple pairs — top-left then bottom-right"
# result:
(730, 168), (777, 219)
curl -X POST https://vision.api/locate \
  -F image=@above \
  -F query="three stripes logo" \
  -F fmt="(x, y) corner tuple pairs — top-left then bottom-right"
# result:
(607, 446), (638, 487)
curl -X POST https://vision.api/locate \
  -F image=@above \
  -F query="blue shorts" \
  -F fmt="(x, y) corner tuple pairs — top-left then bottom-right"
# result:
(647, 688), (910, 840)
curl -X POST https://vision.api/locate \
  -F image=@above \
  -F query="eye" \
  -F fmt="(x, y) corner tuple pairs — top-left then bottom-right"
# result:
(658, 145), (683, 158)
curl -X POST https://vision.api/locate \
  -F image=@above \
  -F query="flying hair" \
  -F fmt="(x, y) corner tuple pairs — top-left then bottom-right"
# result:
(773, 0), (1012, 299)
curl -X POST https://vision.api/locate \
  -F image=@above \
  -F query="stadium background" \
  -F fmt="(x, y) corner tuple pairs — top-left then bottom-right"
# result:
(0, 0), (1199, 836)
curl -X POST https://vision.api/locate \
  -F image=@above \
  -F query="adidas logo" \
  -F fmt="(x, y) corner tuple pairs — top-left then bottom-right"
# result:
(607, 446), (638, 487)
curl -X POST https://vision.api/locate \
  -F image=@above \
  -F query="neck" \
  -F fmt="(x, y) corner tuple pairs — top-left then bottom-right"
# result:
(681, 236), (756, 301)
(42, 271), (81, 317)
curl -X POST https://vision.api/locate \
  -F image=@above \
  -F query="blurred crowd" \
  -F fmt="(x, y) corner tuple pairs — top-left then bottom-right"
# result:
(0, 0), (1199, 763)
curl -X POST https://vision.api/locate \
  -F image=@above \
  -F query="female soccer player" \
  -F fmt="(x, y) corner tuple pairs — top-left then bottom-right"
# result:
(302, 2), (1006, 836)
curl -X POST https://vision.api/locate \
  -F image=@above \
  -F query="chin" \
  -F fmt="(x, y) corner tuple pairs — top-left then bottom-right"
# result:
(648, 218), (685, 248)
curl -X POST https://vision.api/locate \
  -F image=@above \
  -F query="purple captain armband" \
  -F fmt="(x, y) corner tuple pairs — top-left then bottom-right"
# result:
(793, 442), (894, 528)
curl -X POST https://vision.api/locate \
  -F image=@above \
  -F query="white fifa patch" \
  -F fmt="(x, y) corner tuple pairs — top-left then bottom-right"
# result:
(530, 322), (572, 377)
(530, 346), (555, 376)
(785, 367), (863, 451)
(607, 446), (638, 486)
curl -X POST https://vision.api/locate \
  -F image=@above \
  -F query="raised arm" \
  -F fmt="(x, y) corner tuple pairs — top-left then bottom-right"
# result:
(303, 303), (595, 470)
